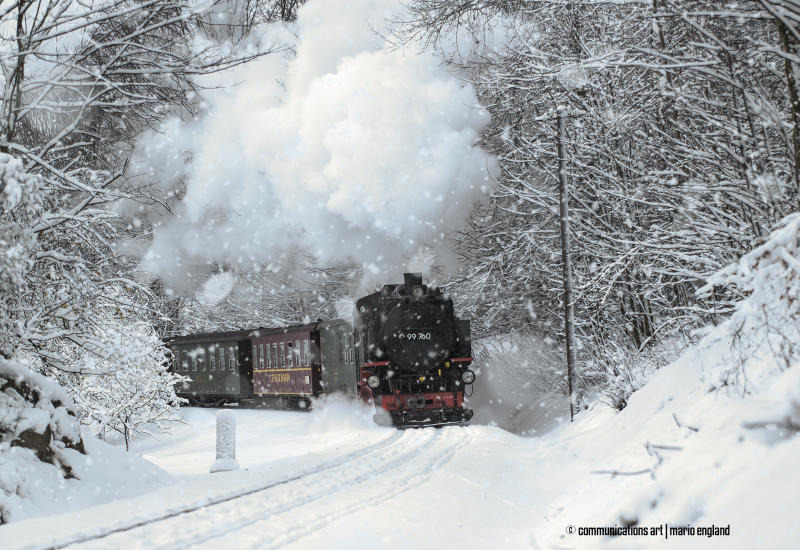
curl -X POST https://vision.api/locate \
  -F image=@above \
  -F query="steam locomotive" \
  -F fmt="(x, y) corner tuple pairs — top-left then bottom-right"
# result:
(355, 273), (474, 426)
(167, 273), (474, 428)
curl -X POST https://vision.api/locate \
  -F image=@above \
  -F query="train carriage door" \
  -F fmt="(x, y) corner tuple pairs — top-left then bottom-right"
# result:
(316, 329), (330, 392)
(345, 332), (357, 395)
(181, 349), (190, 372)
(342, 332), (348, 393)
(333, 329), (344, 391)
(237, 341), (251, 397)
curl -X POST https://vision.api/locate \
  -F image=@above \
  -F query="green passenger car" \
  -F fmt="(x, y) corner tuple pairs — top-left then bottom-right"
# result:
(168, 329), (253, 405)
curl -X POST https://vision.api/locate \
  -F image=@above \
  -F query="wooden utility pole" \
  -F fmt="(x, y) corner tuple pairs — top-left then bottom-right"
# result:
(557, 107), (577, 422)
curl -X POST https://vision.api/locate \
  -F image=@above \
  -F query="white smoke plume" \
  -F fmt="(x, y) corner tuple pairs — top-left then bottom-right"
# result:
(135, 0), (493, 287)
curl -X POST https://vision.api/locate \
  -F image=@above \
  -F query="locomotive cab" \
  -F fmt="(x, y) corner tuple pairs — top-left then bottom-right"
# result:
(354, 273), (474, 427)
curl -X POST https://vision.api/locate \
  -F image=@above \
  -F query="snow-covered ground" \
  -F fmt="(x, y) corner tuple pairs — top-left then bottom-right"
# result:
(0, 399), (565, 550)
(1, 334), (797, 550)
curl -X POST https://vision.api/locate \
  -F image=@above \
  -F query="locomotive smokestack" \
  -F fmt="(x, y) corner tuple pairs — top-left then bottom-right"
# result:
(403, 272), (423, 290)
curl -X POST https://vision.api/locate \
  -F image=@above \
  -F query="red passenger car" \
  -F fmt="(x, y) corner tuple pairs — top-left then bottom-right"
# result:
(250, 325), (319, 407)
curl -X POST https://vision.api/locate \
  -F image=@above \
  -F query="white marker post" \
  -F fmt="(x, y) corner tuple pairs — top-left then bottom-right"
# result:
(210, 409), (240, 473)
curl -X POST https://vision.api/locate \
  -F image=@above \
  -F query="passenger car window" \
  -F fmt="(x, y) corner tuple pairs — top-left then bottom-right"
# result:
(280, 342), (285, 367)
(304, 339), (310, 365)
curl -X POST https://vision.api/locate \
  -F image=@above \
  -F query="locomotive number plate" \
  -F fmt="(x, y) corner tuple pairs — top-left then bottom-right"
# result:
(396, 331), (434, 341)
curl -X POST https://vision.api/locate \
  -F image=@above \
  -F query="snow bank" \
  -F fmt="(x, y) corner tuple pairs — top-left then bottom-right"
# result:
(0, 358), (173, 524)
(531, 214), (800, 548)
(136, 0), (493, 288)
(0, 358), (85, 523)
(700, 212), (800, 383)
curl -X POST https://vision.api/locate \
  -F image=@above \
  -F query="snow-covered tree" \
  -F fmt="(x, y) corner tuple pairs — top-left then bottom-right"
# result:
(54, 319), (187, 451)
(0, 0), (280, 366)
(0, 154), (185, 448)
(174, 262), (360, 334)
(0, 0), (283, 455)
(0, 153), (41, 359)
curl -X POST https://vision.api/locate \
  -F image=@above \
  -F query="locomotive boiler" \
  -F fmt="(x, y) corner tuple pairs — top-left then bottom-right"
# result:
(354, 273), (475, 427)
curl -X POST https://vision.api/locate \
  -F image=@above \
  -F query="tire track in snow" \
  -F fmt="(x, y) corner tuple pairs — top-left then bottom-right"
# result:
(66, 427), (471, 549)
(50, 430), (402, 550)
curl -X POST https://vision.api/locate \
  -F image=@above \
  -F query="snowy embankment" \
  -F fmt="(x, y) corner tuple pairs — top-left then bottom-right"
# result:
(0, 359), (172, 525)
(533, 339), (800, 549)
(531, 214), (800, 548)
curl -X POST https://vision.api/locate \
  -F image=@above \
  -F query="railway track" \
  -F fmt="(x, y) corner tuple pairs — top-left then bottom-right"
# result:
(53, 427), (472, 549)
(39, 430), (402, 550)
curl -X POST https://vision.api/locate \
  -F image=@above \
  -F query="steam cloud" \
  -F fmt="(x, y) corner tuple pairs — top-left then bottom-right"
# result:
(136, 0), (493, 286)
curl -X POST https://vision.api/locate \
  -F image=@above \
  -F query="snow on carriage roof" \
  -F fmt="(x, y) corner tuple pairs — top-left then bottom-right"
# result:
(166, 319), (349, 345)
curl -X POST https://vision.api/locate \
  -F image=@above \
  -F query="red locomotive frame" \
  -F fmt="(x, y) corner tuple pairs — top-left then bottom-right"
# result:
(360, 358), (474, 427)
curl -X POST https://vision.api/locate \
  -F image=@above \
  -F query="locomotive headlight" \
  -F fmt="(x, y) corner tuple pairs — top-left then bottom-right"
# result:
(367, 375), (381, 389)
(411, 285), (425, 298)
(460, 370), (476, 384)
